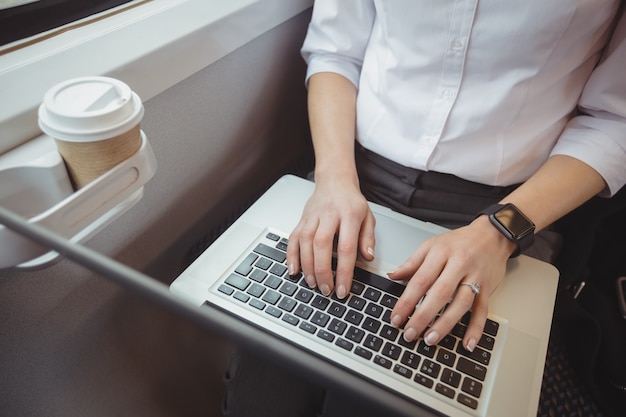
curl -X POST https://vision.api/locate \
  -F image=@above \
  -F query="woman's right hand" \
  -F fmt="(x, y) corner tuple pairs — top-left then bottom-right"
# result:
(286, 177), (376, 299)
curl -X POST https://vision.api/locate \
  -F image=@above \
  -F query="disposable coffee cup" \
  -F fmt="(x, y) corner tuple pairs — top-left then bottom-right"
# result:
(38, 76), (145, 189)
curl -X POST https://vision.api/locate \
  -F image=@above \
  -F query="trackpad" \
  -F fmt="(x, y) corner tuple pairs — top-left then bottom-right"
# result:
(487, 327), (543, 416)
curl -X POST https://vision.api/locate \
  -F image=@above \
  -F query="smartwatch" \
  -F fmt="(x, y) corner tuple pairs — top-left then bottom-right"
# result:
(477, 203), (535, 258)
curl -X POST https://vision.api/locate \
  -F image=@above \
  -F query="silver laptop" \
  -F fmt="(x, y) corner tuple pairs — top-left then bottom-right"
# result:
(170, 174), (559, 417)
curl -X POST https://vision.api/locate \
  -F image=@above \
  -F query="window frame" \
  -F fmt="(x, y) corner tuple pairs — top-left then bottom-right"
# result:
(0, 0), (312, 154)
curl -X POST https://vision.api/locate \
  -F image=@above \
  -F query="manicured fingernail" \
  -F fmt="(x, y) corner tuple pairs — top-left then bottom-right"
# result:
(465, 338), (477, 352)
(305, 275), (316, 288)
(320, 284), (331, 296)
(288, 263), (295, 276)
(425, 330), (439, 346)
(403, 327), (417, 342)
(336, 284), (347, 299)
(367, 247), (375, 257)
(391, 314), (403, 328)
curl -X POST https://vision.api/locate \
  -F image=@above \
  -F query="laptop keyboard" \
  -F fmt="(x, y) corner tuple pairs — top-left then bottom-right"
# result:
(212, 231), (504, 415)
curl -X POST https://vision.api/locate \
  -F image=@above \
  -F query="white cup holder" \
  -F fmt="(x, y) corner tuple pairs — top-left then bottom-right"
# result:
(0, 131), (157, 270)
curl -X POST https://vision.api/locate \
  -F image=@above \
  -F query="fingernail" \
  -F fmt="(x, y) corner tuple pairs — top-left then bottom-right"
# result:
(320, 284), (331, 296)
(336, 284), (347, 299)
(425, 330), (439, 346)
(288, 263), (295, 276)
(403, 327), (417, 342)
(305, 275), (316, 288)
(465, 338), (477, 352)
(391, 314), (403, 328)
(367, 247), (375, 258)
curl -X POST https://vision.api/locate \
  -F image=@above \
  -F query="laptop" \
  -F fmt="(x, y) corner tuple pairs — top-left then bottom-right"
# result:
(170, 174), (559, 417)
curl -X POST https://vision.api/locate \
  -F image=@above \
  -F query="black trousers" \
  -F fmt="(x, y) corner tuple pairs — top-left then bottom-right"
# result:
(222, 145), (561, 416)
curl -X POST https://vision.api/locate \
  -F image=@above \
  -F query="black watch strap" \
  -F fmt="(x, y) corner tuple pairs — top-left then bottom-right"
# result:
(477, 203), (535, 258)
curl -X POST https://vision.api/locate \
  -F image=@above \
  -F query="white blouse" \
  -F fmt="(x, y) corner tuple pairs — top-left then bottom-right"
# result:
(301, 0), (626, 195)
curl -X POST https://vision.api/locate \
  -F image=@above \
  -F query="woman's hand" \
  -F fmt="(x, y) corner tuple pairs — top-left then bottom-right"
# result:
(286, 178), (376, 299)
(388, 215), (515, 352)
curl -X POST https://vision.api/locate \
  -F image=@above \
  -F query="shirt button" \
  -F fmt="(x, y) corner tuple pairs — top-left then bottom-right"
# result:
(440, 88), (455, 100)
(450, 38), (464, 52)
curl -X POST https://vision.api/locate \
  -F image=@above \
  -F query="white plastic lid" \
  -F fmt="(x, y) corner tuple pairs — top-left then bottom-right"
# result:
(38, 76), (144, 142)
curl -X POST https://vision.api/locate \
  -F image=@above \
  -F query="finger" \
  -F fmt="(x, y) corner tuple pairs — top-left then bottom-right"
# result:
(463, 296), (488, 352)
(390, 252), (442, 331)
(334, 218), (362, 299)
(423, 283), (476, 346)
(312, 221), (339, 296)
(294, 219), (318, 289)
(358, 210), (376, 262)
(286, 228), (302, 277)
(387, 245), (428, 281)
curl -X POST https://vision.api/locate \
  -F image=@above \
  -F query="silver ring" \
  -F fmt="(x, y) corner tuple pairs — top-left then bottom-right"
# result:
(459, 282), (481, 297)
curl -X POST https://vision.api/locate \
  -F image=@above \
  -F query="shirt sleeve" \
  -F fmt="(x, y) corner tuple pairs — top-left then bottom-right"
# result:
(551, 7), (626, 197)
(300, 0), (376, 88)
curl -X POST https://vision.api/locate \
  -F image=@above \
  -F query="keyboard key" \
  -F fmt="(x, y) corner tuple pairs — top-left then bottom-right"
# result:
(438, 334), (457, 350)
(279, 282), (298, 296)
(457, 344), (491, 366)
(262, 290), (280, 305)
(249, 298), (266, 310)
(317, 330), (335, 343)
(328, 302), (347, 318)
(253, 243), (286, 263)
(345, 309), (364, 325)
(347, 296), (367, 311)
(275, 241), (288, 251)
(373, 355), (392, 369)
(364, 334), (384, 352)
(414, 374), (434, 389)
(295, 288), (314, 303)
(364, 288), (382, 302)
(380, 325), (399, 342)
(435, 383), (455, 399)
(441, 368), (462, 388)
(362, 317), (381, 334)
(398, 336), (417, 350)
(246, 283), (265, 298)
(328, 318), (347, 335)
(311, 295), (331, 311)
(278, 297), (297, 312)
(478, 334), (495, 351)
(353, 268), (405, 297)
(451, 323), (467, 338)
(456, 357), (487, 381)
(436, 349), (456, 367)
(311, 311), (331, 327)
(299, 322), (317, 334)
(335, 338), (353, 351)
(233, 291), (250, 303)
(266, 233), (280, 241)
(381, 294), (398, 309)
(364, 302), (384, 318)
(265, 306), (282, 318)
(225, 274), (251, 291)
(282, 313), (299, 326)
(264, 275), (282, 289)
(250, 269), (268, 283)
(461, 377), (483, 398)
(294, 304), (314, 320)
(270, 263), (288, 277)
(254, 257), (272, 270)
(416, 340), (437, 358)
(393, 364), (413, 379)
(401, 351), (420, 369)
(217, 284), (234, 296)
(381, 342), (401, 360)
(235, 253), (258, 276)
(420, 359), (441, 379)
(350, 280), (365, 295)
(345, 326), (365, 343)
(484, 319), (499, 336)
(285, 271), (303, 283)
(458, 393), (479, 410)
(355, 346), (373, 360)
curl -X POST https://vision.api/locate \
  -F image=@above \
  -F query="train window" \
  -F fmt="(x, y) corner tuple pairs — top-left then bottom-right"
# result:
(0, 0), (137, 47)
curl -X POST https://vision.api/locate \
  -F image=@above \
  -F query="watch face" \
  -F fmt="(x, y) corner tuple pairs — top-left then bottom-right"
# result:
(493, 205), (534, 238)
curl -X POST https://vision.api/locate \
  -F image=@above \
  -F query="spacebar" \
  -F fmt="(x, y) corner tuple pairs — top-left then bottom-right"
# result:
(353, 266), (405, 297)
